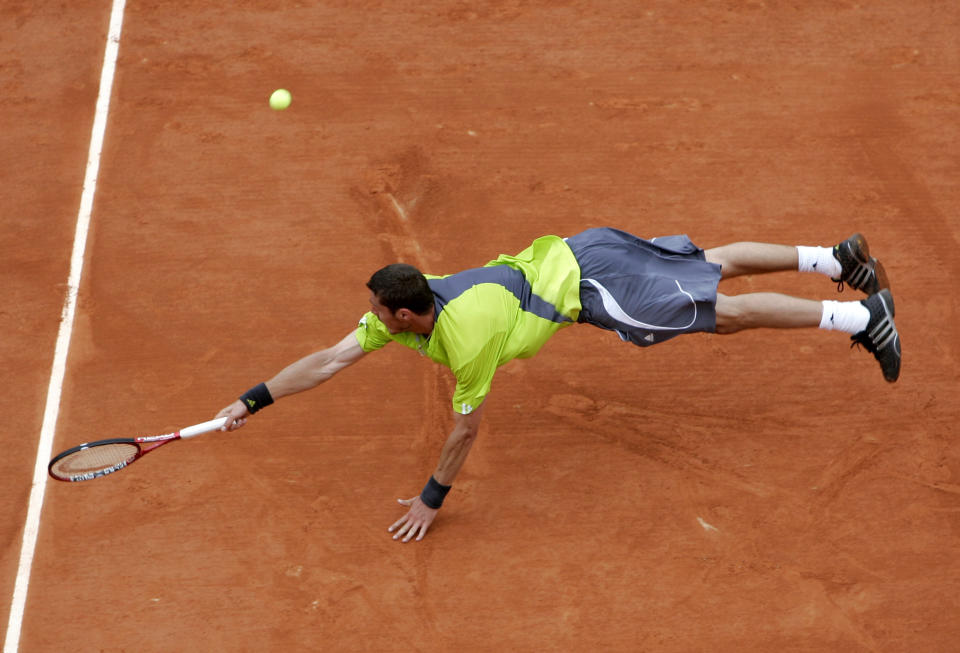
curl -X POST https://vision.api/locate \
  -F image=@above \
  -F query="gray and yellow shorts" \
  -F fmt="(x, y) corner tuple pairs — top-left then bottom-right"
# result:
(565, 227), (722, 347)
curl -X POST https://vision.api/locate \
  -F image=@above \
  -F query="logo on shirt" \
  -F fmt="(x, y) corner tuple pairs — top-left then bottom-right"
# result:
(462, 403), (474, 414)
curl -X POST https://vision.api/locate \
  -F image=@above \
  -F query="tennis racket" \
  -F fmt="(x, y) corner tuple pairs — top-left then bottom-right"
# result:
(48, 416), (229, 482)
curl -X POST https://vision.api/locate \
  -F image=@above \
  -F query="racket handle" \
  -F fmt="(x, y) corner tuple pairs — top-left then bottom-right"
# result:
(179, 416), (229, 439)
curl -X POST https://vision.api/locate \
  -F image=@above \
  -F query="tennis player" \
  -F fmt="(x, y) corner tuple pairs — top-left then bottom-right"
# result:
(216, 228), (900, 542)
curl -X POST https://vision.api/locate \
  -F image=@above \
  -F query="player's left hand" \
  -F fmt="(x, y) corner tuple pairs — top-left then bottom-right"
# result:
(389, 496), (438, 542)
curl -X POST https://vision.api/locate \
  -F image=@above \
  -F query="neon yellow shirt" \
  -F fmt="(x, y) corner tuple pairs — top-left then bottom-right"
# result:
(355, 235), (581, 414)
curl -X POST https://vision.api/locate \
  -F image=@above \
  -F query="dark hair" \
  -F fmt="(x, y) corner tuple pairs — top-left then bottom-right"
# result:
(366, 263), (434, 314)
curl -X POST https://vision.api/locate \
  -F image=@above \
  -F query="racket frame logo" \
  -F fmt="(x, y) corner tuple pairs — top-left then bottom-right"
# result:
(67, 459), (129, 482)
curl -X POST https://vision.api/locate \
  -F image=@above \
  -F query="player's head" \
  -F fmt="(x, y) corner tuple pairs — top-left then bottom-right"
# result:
(367, 263), (434, 315)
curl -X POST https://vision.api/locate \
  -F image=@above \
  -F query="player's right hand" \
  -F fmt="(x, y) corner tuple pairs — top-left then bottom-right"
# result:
(216, 400), (250, 431)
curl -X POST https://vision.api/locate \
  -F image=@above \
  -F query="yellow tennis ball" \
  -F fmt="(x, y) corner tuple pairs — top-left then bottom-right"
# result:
(269, 89), (292, 111)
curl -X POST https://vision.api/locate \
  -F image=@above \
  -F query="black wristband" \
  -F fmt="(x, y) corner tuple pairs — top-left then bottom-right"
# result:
(420, 476), (451, 509)
(239, 382), (274, 414)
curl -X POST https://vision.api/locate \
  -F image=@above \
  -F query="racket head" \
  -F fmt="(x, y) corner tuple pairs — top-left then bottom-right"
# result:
(48, 438), (142, 482)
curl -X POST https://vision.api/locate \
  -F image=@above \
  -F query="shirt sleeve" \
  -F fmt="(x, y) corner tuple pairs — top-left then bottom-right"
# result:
(448, 332), (505, 414)
(354, 312), (393, 353)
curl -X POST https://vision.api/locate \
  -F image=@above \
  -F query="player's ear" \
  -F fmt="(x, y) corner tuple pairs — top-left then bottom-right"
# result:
(395, 308), (413, 321)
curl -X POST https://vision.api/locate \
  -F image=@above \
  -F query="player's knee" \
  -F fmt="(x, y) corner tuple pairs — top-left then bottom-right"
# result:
(704, 246), (729, 271)
(705, 244), (741, 279)
(714, 293), (744, 334)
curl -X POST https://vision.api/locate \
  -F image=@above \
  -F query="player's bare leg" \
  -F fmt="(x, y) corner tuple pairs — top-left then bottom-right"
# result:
(714, 292), (822, 333)
(705, 243), (798, 279)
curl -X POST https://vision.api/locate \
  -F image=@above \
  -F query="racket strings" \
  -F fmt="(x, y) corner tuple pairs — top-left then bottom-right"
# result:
(50, 442), (139, 478)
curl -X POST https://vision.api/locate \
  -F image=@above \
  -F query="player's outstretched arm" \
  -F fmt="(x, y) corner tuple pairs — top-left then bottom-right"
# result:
(389, 405), (485, 542)
(217, 332), (366, 431)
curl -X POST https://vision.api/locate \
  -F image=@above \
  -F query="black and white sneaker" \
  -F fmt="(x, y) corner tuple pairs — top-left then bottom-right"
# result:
(833, 233), (889, 295)
(851, 288), (901, 382)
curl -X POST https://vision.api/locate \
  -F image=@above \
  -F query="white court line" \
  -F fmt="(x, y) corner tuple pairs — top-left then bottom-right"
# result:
(3, 1), (127, 651)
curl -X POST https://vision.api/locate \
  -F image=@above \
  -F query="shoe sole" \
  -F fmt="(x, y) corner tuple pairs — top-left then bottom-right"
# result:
(872, 259), (890, 294)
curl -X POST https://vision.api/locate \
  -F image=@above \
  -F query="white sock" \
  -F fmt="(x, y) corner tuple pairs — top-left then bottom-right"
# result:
(797, 246), (842, 278)
(820, 300), (870, 334)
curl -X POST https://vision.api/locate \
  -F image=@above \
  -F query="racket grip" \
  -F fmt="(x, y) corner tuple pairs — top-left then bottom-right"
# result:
(179, 416), (229, 439)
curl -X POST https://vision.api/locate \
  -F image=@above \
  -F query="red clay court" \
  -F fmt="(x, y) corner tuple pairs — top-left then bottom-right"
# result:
(3, 1), (959, 651)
